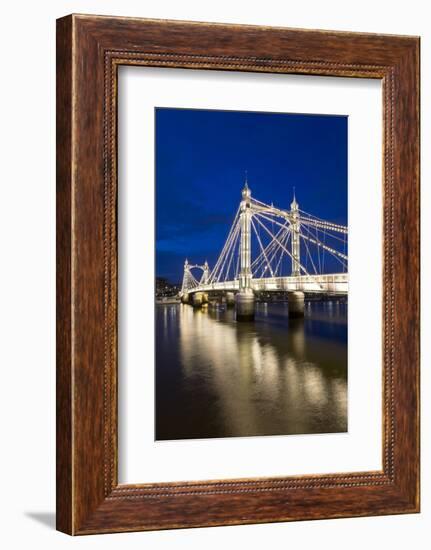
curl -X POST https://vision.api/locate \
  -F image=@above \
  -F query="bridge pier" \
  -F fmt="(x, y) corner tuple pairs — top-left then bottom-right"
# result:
(288, 291), (305, 318)
(180, 293), (189, 304)
(236, 291), (255, 322)
(191, 292), (204, 308)
(225, 292), (235, 308)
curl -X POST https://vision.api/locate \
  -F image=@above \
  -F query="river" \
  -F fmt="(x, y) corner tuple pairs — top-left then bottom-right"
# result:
(155, 300), (347, 440)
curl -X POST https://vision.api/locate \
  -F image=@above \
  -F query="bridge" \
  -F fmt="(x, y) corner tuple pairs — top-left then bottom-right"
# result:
(180, 180), (348, 321)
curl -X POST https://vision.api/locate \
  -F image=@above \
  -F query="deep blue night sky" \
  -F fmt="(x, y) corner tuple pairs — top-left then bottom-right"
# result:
(155, 108), (347, 284)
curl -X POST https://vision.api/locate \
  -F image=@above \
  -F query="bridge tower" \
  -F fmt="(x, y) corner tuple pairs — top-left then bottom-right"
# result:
(288, 192), (305, 317)
(180, 259), (190, 303)
(236, 180), (255, 321)
(202, 260), (210, 284)
(290, 191), (301, 276)
(239, 181), (252, 292)
(181, 259), (190, 293)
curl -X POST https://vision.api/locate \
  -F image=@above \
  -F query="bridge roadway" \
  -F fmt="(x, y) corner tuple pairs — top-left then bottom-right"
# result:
(187, 273), (348, 296)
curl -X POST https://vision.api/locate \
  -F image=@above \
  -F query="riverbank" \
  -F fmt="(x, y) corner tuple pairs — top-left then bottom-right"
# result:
(156, 297), (181, 305)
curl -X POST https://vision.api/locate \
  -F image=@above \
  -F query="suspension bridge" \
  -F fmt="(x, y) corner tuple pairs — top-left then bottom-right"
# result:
(180, 181), (348, 320)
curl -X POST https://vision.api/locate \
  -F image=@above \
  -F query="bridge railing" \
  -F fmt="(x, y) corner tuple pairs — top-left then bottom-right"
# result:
(251, 274), (347, 294)
(186, 273), (348, 295)
(191, 280), (241, 293)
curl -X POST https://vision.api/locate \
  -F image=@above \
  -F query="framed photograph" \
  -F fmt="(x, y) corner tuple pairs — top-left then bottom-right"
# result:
(56, 14), (420, 534)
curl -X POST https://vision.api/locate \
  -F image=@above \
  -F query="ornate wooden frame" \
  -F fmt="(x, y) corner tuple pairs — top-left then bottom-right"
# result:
(56, 14), (420, 534)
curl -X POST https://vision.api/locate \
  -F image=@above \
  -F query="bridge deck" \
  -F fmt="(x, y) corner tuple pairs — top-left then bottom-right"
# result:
(188, 273), (348, 295)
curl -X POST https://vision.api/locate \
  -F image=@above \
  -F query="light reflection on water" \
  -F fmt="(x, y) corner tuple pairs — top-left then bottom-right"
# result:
(155, 301), (347, 440)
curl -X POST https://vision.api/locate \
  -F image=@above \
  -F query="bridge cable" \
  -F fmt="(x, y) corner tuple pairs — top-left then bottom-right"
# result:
(253, 214), (310, 276)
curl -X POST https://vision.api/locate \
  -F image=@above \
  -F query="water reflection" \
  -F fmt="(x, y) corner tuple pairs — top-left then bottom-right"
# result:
(155, 301), (347, 440)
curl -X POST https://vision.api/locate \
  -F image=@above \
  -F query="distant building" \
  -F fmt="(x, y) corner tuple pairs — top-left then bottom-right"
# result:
(155, 277), (180, 298)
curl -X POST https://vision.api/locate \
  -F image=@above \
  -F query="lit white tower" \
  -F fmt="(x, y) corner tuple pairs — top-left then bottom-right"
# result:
(290, 191), (301, 276)
(202, 260), (210, 284)
(239, 181), (252, 293)
(181, 259), (191, 294)
(236, 178), (255, 321)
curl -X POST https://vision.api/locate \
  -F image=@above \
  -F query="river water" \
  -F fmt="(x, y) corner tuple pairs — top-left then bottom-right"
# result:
(155, 301), (347, 440)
